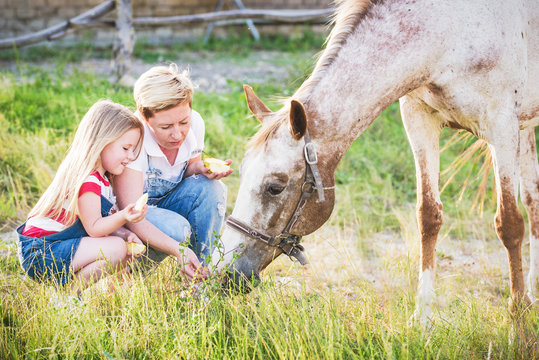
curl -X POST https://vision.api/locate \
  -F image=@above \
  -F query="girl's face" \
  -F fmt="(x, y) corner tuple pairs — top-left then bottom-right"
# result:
(146, 102), (191, 151)
(99, 128), (141, 176)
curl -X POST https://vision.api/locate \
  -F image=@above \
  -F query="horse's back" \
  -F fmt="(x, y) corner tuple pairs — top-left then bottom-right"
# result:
(405, 0), (537, 129)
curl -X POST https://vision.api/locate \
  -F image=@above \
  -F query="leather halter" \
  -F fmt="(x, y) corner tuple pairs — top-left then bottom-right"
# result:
(225, 130), (333, 266)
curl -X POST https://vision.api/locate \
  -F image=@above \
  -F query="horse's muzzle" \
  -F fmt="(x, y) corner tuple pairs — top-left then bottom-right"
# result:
(221, 269), (261, 294)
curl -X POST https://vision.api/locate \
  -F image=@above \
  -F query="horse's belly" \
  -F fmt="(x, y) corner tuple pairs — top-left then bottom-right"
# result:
(521, 0), (539, 129)
(519, 115), (539, 130)
(409, 84), (486, 135)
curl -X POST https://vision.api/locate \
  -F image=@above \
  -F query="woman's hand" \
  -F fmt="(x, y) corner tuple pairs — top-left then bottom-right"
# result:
(177, 247), (209, 281)
(196, 159), (233, 180)
(125, 231), (146, 258)
(111, 227), (146, 258)
(121, 203), (148, 223)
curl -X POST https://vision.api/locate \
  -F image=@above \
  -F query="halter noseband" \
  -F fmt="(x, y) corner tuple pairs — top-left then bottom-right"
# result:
(225, 130), (333, 266)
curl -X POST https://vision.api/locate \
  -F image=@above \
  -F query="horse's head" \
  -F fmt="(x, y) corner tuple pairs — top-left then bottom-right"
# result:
(213, 85), (336, 292)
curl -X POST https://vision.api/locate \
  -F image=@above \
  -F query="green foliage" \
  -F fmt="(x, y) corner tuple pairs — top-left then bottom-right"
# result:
(134, 27), (326, 63)
(0, 40), (113, 63)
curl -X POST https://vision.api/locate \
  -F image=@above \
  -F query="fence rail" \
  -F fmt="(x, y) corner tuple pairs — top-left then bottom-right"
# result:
(1, 3), (333, 49)
(134, 8), (333, 26)
(0, 1), (116, 49)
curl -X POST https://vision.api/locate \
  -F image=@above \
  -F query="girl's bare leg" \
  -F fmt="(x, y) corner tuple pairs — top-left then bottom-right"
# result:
(69, 236), (129, 296)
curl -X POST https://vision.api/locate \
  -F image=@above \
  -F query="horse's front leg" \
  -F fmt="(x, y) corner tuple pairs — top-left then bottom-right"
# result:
(519, 127), (539, 304)
(400, 96), (444, 325)
(487, 122), (529, 313)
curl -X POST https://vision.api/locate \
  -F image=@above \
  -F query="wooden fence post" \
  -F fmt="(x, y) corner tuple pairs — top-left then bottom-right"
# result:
(112, 0), (135, 85)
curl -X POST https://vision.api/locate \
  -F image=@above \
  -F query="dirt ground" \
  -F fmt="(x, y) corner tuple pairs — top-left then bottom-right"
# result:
(268, 211), (532, 310)
(1, 50), (303, 93)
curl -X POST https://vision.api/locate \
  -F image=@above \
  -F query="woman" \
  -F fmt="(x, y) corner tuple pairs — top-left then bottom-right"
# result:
(115, 64), (232, 281)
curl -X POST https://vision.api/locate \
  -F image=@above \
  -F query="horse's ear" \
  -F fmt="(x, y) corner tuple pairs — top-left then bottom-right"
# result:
(289, 100), (308, 141)
(244, 85), (272, 123)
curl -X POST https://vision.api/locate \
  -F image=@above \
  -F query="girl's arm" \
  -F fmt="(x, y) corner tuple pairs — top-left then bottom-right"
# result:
(78, 192), (147, 238)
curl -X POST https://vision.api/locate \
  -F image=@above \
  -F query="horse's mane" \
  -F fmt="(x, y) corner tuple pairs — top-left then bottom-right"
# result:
(247, 0), (377, 149)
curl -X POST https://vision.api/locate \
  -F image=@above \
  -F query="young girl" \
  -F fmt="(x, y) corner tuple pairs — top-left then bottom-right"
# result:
(16, 99), (148, 298)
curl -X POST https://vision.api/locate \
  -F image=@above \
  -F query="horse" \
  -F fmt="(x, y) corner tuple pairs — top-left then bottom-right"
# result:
(211, 0), (539, 323)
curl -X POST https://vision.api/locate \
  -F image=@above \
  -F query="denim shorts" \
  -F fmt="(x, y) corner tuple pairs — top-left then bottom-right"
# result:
(17, 220), (87, 286)
(17, 196), (113, 285)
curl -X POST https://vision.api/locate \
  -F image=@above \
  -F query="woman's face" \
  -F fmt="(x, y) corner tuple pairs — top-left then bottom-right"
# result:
(146, 102), (191, 151)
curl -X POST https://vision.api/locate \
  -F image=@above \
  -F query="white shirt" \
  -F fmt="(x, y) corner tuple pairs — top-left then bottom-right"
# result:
(127, 109), (205, 190)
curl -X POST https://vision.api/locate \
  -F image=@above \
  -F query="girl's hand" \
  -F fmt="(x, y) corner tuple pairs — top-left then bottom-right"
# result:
(199, 159), (233, 180)
(121, 203), (147, 223)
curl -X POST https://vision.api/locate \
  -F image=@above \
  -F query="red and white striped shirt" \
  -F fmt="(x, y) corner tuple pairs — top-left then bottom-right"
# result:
(22, 171), (116, 237)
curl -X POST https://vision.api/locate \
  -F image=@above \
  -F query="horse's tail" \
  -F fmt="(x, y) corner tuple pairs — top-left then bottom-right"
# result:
(440, 131), (493, 215)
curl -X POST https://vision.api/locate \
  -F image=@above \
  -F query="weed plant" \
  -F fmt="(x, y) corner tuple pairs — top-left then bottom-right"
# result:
(1, 32), (537, 359)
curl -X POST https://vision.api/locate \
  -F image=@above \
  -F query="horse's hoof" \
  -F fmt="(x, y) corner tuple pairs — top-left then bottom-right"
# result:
(409, 307), (433, 329)
(526, 290), (539, 308)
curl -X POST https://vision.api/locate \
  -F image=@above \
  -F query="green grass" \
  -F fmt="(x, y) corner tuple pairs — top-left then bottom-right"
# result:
(1, 262), (537, 359)
(1, 33), (538, 359)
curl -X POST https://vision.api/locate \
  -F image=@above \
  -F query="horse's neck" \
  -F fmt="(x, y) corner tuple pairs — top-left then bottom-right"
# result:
(299, 0), (523, 153)
(297, 0), (458, 159)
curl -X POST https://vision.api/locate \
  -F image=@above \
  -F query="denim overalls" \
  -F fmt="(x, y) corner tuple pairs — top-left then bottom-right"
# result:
(145, 155), (188, 204)
(16, 196), (114, 286)
(142, 156), (226, 265)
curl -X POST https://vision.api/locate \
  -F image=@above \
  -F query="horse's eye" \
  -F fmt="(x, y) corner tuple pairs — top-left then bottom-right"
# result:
(267, 183), (285, 196)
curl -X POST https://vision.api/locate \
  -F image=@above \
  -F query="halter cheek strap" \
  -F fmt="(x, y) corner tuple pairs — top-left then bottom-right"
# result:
(226, 217), (308, 265)
(225, 130), (334, 265)
(303, 131), (325, 202)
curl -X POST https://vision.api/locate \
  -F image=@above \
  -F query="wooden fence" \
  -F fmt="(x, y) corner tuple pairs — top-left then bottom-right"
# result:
(0, 0), (334, 81)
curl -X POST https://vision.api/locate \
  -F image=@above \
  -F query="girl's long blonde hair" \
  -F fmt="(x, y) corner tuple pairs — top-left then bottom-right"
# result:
(29, 99), (143, 226)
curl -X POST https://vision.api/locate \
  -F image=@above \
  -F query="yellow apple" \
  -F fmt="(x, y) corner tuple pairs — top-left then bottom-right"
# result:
(203, 157), (230, 174)
(126, 242), (146, 256)
(134, 193), (148, 212)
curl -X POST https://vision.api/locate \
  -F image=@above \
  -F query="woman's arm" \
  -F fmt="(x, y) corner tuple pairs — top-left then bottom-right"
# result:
(114, 167), (207, 280)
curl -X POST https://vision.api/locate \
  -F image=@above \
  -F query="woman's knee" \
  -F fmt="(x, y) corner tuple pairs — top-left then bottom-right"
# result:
(191, 177), (228, 217)
(146, 206), (191, 243)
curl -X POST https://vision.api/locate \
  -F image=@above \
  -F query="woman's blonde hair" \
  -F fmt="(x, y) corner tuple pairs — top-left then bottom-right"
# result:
(29, 99), (143, 226)
(133, 63), (194, 120)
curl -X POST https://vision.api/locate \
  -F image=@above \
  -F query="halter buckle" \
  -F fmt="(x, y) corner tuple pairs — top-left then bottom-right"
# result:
(301, 181), (316, 193)
(304, 142), (318, 165)
(278, 234), (301, 245)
